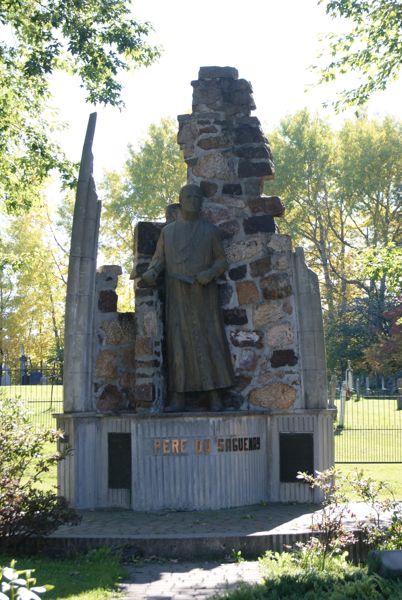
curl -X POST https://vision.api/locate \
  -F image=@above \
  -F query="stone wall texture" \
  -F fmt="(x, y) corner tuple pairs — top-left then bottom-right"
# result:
(93, 67), (328, 414)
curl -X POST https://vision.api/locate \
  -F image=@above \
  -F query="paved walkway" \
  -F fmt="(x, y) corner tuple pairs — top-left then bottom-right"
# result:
(116, 560), (263, 600)
(52, 503), (318, 539)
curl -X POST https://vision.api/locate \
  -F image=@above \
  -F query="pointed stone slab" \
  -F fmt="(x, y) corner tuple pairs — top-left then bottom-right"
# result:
(64, 113), (101, 412)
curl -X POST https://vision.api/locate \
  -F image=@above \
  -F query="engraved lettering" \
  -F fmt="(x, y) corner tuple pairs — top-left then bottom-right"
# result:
(153, 439), (161, 453)
(163, 439), (170, 454)
(172, 439), (180, 454)
(204, 439), (212, 454)
(232, 438), (238, 451)
(217, 438), (224, 452)
(244, 438), (249, 451)
(195, 439), (203, 454)
(180, 439), (187, 453)
(238, 438), (244, 451)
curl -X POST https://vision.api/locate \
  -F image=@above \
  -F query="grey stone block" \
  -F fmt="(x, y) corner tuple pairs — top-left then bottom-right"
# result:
(368, 550), (402, 578)
(198, 66), (238, 79)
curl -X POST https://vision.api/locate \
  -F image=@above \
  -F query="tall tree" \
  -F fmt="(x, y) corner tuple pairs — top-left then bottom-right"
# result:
(101, 117), (187, 274)
(0, 0), (159, 212)
(0, 200), (68, 366)
(317, 0), (402, 109)
(265, 111), (402, 373)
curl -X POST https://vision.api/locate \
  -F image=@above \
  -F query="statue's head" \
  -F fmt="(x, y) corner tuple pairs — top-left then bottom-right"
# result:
(179, 184), (203, 216)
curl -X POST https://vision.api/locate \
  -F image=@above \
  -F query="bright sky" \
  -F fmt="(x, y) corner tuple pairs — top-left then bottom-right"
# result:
(50, 0), (402, 184)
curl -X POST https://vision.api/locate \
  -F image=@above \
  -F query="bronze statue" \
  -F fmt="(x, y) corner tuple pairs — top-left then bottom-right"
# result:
(142, 184), (234, 411)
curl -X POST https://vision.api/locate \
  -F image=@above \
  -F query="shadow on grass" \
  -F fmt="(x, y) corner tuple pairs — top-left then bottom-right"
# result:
(0, 548), (125, 600)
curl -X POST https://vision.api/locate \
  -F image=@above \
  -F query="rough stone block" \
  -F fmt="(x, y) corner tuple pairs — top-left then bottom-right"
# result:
(267, 323), (294, 349)
(98, 290), (118, 313)
(238, 160), (274, 179)
(271, 349), (298, 368)
(198, 66), (239, 80)
(121, 347), (136, 370)
(218, 219), (241, 239)
(230, 330), (263, 348)
(95, 350), (118, 379)
(250, 256), (272, 277)
(236, 145), (271, 160)
(193, 153), (233, 179)
(100, 313), (135, 345)
(244, 215), (275, 234)
(134, 382), (155, 405)
(236, 348), (258, 371)
(225, 237), (264, 263)
(254, 300), (287, 329)
(222, 183), (242, 195)
(267, 235), (292, 253)
(135, 222), (163, 256)
(236, 281), (259, 304)
(243, 179), (264, 196)
(229, 265), (247, 280)
(200, 181), (218, 197)
(261, 273), (292, 299)
(234, 125), (265, 145)
(202, 203), (231, 224)
(197, 135), (229, 150)
(119, 372), (136, 389)
(199, 125), (218, 134)
(223, 307), (248, 325)
(368, 550), (402, 578)
(135, 336), (153, 356)
(97, 384), (126, 412)
(248, 196), (285, 216)
(249, 383), (296, 409)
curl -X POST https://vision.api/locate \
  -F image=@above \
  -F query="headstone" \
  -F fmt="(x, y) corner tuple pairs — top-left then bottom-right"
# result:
(339, 381), (347, 428)
(356, 378), (361, 401)
(329, 374), (337, 408)
(397, 378), (402, 411)
(0, 365), (11, 386)
(368, 550), (402, 578)
(345, 360), (353, 394)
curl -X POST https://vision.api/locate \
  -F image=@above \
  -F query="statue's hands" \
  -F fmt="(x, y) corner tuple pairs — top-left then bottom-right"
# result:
(196, 270), (213, 285)
(141, 269), (157, 286)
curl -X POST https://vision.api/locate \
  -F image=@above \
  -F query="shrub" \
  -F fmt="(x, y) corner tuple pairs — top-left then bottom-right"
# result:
(0, 397), (79, 541)
(0, 560), (52, 599)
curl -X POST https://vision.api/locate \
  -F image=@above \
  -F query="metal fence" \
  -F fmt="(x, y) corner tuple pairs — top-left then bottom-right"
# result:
(0, 365), (63, 429)
(334, 393), (402, 463)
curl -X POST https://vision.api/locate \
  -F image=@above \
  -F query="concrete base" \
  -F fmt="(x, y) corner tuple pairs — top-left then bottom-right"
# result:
(56, 410), (335, 510)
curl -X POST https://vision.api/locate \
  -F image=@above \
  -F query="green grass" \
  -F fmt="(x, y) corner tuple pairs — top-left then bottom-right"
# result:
(338, 463), (402, 500)
(0, 549), (125, 600)
(334, 395), (402, 463)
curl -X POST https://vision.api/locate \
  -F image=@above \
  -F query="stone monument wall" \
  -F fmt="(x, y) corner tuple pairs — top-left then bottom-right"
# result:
(131, 66), (328, 413)
(92, 265), (136, 411)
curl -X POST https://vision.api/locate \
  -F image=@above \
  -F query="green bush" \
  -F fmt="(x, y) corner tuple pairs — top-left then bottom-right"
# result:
(0, 397), (79, 541)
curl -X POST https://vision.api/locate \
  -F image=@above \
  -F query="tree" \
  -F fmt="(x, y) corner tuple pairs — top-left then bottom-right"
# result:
(265, 111), (402, 373)
(0, 0), (160, 212)
(101, 117), (187, 275)
(317, 0), (402, 109)
(0, 199), (68, 366)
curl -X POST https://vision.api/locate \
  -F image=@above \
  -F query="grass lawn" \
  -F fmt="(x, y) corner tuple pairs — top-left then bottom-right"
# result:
(334, 395), (402, 463)
(0, 549), (125, 600)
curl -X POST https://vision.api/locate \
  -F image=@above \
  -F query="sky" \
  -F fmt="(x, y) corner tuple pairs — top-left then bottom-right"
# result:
(49, 0), (402, 184)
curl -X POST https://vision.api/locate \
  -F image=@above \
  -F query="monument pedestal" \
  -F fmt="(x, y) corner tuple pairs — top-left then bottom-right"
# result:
(57, 409), (335, 510)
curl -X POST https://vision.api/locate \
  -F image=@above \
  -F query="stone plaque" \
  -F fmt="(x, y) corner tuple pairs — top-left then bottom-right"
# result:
(279, 433), (314, 482)
(108, 433), (131, 489)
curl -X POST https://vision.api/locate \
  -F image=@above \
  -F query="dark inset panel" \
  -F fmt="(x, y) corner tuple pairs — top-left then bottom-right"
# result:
(279, 433), (314, 483)
(108, 433), (131, 489)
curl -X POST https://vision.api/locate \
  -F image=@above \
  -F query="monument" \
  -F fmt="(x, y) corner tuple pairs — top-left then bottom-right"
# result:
(57, 67), (335, 510)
